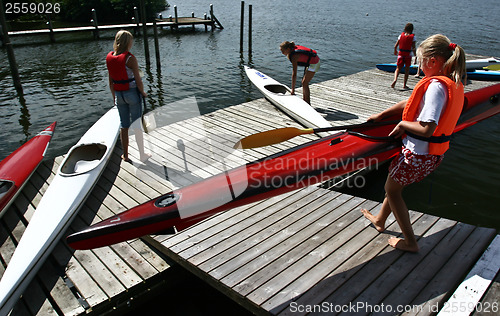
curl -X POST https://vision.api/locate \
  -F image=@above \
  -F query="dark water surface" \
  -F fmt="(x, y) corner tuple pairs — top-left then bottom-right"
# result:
(1, 0), (499, 312)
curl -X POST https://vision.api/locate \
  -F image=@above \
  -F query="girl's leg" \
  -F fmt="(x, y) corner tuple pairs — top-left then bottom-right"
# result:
(301, 70), (315, 104)
(392, 66), (401, 88)
(403, 67), (410, 89)
(120, 128), (131, 162)
(384, 176), (419, 252)
(361, 194), (392, 232)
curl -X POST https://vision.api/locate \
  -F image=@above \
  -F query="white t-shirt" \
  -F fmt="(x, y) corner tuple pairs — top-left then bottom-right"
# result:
(403, 79), (448, 155)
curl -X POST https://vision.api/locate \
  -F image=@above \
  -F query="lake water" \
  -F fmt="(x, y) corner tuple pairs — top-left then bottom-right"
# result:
(1, 0), (499, 312)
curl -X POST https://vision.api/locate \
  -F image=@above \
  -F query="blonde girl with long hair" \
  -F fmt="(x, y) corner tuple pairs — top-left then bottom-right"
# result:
(361, 34), (466, 252)
(106, 30), (149, 163)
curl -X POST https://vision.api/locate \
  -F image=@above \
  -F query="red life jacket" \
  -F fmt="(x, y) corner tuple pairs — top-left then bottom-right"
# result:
(402, 76), (464, 155)
(106, 51), (135, 91)
(291, 45), (320, 67)
(398, 32), (414, 57)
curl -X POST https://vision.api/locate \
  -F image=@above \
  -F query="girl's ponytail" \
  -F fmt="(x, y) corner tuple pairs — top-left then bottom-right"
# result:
(444, 43), (466, 85)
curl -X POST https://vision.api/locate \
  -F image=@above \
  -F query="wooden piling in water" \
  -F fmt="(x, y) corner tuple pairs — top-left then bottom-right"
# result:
(133, 7), (140, 35)
(153, 18), (161, 70)
(0, 0), (22, 93)
(91, 9), (99, 39)
(139, 0), (150, 66)
(46, 14), (55, 42)
(248, 4), (252, 55)
(240, 1), (244, 53)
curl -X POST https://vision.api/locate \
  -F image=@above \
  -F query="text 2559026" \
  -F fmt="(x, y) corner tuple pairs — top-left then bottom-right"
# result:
(5, 3), (61, 14)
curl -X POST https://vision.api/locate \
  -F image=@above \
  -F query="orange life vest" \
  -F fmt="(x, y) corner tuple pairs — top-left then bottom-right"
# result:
(402, 76), (464, 155)
(398, 32), (414, 57)
(106, 51), (135, 91)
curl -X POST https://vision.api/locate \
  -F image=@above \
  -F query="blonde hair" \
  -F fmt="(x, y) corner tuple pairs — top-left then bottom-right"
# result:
(417, 34), (466, 84)
(280, 41), (296, 51)
(113, 30), (134, 55)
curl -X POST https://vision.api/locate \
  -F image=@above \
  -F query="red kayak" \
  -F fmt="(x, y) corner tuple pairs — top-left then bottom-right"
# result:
(0, 122), (56, 217)
(67, 84), (500, 250)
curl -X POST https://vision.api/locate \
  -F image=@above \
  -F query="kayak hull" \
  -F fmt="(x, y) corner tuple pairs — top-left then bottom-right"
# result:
(0, 122), (56, 217)
(376, 63), (500, 81)
(0, 107), (120, 314)
(67, 83), (500, 251)
(244, 66), (331, 128)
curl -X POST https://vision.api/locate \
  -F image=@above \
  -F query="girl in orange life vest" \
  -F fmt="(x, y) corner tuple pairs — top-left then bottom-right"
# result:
(106, 30), (149, 163)
(361, 34), (466, 252)
(391, 23), (416, 89)
(280, 41), (320, 104)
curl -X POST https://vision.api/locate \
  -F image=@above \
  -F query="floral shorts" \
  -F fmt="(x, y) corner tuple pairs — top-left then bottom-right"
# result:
(389, 148), (444, 186)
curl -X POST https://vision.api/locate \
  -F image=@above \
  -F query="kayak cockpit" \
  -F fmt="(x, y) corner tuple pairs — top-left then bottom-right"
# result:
(0, 180), (14, 200)
(60, 143), (107, 176)
(264, 84), (290, 95)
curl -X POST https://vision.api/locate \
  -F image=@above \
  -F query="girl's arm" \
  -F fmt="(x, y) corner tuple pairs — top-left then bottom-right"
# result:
(289, 54), (298, 95)
(368, 99), (407, 122)
(389, 120), (437, 138)
(127, 56), (147, 97)
(394, 39), (400, 56)
(108, 74), (115, 100)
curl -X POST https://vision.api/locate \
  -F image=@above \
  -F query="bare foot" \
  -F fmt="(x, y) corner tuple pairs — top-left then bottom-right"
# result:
(140, 153), (152, 162)
(361, 209), (385, 232)
(391, 81), (396, 89)
(403, 86), (410, 90)
(121, 155), (132, 163)
(388, 237), (419, 253)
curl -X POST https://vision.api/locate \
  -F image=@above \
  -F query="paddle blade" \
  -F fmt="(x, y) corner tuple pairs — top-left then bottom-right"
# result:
(484, 64), (500, 71)
(234, 127), (314, 149)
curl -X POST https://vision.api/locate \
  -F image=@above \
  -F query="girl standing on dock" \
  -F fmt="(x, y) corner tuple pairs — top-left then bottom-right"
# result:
(362, 34), (466, 252)
(280, 41), (320, 104)
(106, 30), (149, 163)
(391, 23), (417, 89)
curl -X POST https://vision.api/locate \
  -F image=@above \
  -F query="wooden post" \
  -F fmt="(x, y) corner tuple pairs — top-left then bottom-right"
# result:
(158, 13), (163, 29)
(133, 7), (140, 35)
(139, 0), (150, 66)
(174, 5), (178, 23)
(0, 0), (23, 93)
(91, 9), (99, 39)
(0, 23), (4, 47)
(153, 18), (161, 70)
(204, 13), (208, 32)
(248, 5), (252, 54)
(191, 12), (195, 31)
(46, 14), (55, 42)
(240, 1), (244, 53)
(210, 4), (214, 31)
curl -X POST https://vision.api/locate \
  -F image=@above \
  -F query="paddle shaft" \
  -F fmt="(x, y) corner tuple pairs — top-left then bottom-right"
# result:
(311, 120), (400, 133)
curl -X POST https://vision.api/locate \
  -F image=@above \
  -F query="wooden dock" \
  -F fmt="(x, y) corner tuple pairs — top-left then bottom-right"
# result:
(6, 17), (220, 39)
(1, 62), (499, 315)
(5, 5), (223, 43)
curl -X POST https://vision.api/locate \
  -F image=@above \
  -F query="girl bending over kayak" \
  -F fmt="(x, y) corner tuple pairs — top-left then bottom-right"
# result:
(280, 41), (320, 104)
(362, 34), (466, 252)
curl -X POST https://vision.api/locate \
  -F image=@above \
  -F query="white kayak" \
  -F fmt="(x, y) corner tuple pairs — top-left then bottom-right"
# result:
(244, 66), (331, 129)
(466, 57), (500, 70)
(0, 106), (120, 314)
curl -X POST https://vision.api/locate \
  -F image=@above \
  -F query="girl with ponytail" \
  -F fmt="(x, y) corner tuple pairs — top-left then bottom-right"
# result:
(361, 34), (466, 252)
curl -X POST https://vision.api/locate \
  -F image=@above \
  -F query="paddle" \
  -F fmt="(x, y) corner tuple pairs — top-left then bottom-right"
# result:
(483, 64), (500, 71)
(234, 120), (400, 149)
